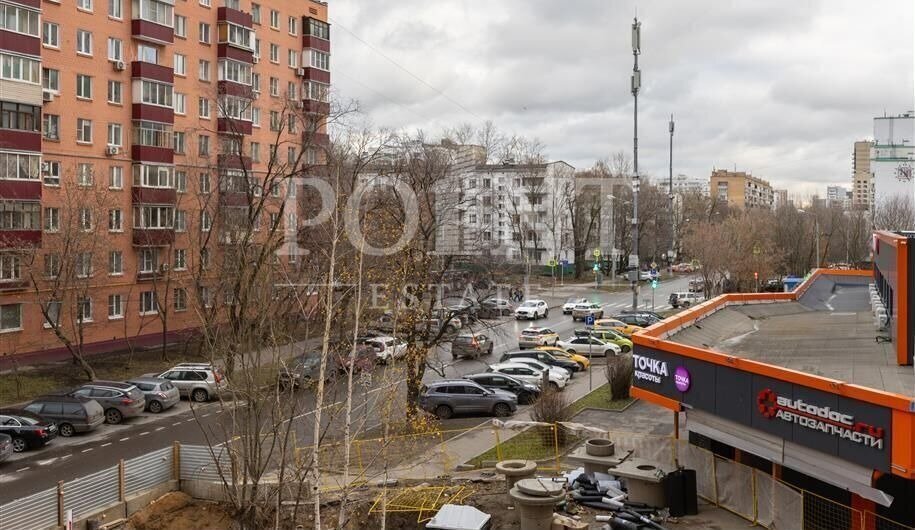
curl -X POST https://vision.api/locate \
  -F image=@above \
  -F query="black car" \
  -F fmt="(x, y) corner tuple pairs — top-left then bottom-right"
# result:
(463, 373), (541, 404)
(499, 350), (581, 373)
(613, 313), (656, 328)
(278, 353), (322, 388)
(620, 310), (664, 321)
(0, 409), (58, 452)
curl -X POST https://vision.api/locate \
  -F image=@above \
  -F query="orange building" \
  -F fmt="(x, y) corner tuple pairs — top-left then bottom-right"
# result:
(0, 0), (329, 362)
(710, 169), (773, 209)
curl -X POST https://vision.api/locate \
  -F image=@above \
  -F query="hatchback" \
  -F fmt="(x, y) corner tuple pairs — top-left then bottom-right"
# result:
(418, 380), (517, 420)
(0, 409), (58, 452)
(127, 377), (181, 413)
(23, 396), (104, 437)
(451, 333), (494, 360)
(70, 381), (146, 424)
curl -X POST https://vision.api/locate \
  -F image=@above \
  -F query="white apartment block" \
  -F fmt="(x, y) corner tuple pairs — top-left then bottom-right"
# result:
(671, 174), (710, 196)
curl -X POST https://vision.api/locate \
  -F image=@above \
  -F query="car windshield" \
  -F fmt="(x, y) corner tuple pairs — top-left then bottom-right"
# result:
(520, 301), (537, 308)
(574, 304), (590, 309)
(566, 297), (583, 303)
(521, 329), (542, 336)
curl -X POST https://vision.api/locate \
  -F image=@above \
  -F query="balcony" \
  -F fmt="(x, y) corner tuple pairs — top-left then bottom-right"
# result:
(307, 132), (329, 147)
(131, 19), (174, 44)
(217, 6), (252, 28)
(0, 28), (39, 56)
(300, 67), (330, 84)
(217, 80), (254, 98)
(218, 154), (251, 170)
(131, 145), (174, 164)
(133, 229), (175, 247)
(132, 104), (174, 124)
(0, 180), (41, 201)
(217, 117), (252, 135)
(132, 187), (177, 205)
(131, 61), (174, 83)
(217, 44), (254, 63)
(0, 129), (41, 152)
(0, 230), (40, 249)
(302, 35), (330, 53)
(219, 191), (251, 207)
(302, 99), (330, 115)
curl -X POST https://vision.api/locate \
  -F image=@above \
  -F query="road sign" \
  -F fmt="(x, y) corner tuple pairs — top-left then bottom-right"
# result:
(548, 259), (557, 267)
(585, 314), (595, 326)
(651, 279), (658, 289)
(650, 261), (658, 270)
(593, 249), (601, 257)
(560, 259), (569, 266)
(628, 255), (639, 268)
(649, 269), (659, 279)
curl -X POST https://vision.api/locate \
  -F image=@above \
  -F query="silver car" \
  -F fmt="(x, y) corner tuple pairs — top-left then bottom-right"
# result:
(0, 434), (12, 463)
(127, 377), (181, 413)
(70, 381), (146, 424)
(151, 363), (228, 402)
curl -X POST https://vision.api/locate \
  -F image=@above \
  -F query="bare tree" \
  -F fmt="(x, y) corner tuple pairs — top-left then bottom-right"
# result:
(874, 195), (915, 231)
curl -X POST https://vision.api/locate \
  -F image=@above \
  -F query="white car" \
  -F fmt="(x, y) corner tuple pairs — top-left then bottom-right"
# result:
(562, 297), (588, 314)
(363, 336), (408, 364)
(508, 357), (572, 381)
(488, 362), (568, 390)
(515, 299), (549, 320)
(556, 336), (621, 357)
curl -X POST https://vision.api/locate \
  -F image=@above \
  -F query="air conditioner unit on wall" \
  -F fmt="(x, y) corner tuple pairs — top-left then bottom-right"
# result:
(296, 67), (305, 77)
(42, 90), (54, 102)
(113, 60), (126, 71)
(106, 145), (120, 156)
(252, 55), (260, 63)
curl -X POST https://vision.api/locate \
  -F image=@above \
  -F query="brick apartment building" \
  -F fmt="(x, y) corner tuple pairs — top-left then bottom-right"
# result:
(0, 0), (329, 360)
(710, 169), (774, 209)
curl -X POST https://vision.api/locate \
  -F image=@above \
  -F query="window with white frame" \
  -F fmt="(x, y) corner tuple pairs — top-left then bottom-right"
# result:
(173, 131), (185, 153)
(43, 67), (59, 92)
(310, 50), (329, 70)
(140, 79), (173, 107)
(42, 114), (59, 140)
(132, 164), (174, 188)
(137, 44), (158, 63)
(174, 209), (186, 231)
(76, 74), (92, 99)
(140, 291), (158, 315)
(218, 95), (252, 121)
(250, 142), (260, 162)
(1, 4), (39, 36)
(135, 0), (173, 27)
(42, 21), (59, 47)
(108, 0), (122, 18)
(107, 123), (122, 146)
(287, 146), (296, 164)
(44, 253), (60, 278)
(174, 14), (186, 37)
(76, 252), (92, 277)
(107, 37), (123, 61)
(251, 107), (260, 127)
(44, 300), (61, 327)
(76, 29), (93, 55)
(219, 22), (252, 50)
(108, 208), (123, 231)
(218, 59), (252, 85)
(198, 97), (210, 118)
(198, 22), (210, 43)
(287, 114), (296, 133)
(250, 3), (260, 23)
(108, 80), (122, 104)
(287, 49), (297, 68)
(108, 294), (123, 319)
(0, 54), (40, 84)
(175, 170), (186, 191)
(269, 111), (280, 131)
(251, 72), (260, 92)
(0, 202), (39, 230)
(269, 43), (278, 63)
(138, 248), (158, 273)
(269, 9), (278, 28)
(0, 152), (40, 180)
(43, 207), (59, 231)
(174, 248), (186, 269)
(76, 297), (92, 322)
(199, 172), (210, 193)
(0, 254), (20, 281)
(173, 53), (186, 75)
(199, 285), (212, 307)
(77, 163), (93, 186)
(173, 287), (187, 311)
(198, 134), (209, 155)
(269, 77), (278, 96)
(201, 210), (211, 231)
(109, 250), (122, 274)
(286, 81), (296, 99)
(0, 303), (21, 331)
(109, 166), (123, 189)
(78, 208), (92, 231)
(306, 81), (329, 102)
(133, 205), (173, 229)
(174, 92), (186, 114)
(43, 161), (60, 186)
(77, 0), (92, 11)
(76, 118), (92, 143)
(307, 18), (329, 39)
(288, 16), (296, 35)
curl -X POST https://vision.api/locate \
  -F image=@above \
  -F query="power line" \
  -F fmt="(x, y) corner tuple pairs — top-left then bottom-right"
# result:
(332, 69), (435, 123)
(329, 17), (482, 121)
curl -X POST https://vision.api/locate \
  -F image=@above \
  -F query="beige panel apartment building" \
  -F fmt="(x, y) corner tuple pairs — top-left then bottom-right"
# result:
(710, 169), (773, 209)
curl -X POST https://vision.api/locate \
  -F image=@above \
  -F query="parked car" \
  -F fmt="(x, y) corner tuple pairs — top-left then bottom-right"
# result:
(535, 346), (591, 370)
(451, 333), (494, 360)
(330, 345), (378, 374)
(359, 336), (408, 364)
(150, 363), (228, 403)
(479, 298), (514, 317)
(562, 297), (588, 314)
(620, 309), (664, 321)
(463, 373), (540, 404)
(556, 335), (621, 357)
(23, 396), (104, 437)
(508, 357), (573, 381)
(278, 353), (322, 389)
(580, 328), (633, 353)
(517, 327), (559, 348)
(613, 313), (656, 328)
(418, 380), (517, 419)
(487, 362), (567, 390)
(592, 318), (641, 337)
(126, 377), (181, 413)
(669, 291), (705, 309)
(70, 381), (146, 424)
(639, 270), (652, 281)
(515, 299), (549, 320)
(499, 349), (580, 373)
(0, 433), (11, 462)
(0, 409), (58, 451)
(688, 279), (704, 293)
(571, 303), (604, 322)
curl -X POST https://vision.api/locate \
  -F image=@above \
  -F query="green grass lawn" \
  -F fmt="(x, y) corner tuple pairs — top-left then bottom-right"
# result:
(565, 383), (634, 416)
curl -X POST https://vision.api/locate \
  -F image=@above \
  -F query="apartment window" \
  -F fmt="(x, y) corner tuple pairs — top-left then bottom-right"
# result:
(270, 182), (279, 197)
(0, 254), (20, 282)
(287, 115), (296, 133)
(200, 210), (211, 231)
(251, 72), (260, 92)
(250, 142), (260, 162)
(133, 205), (173, 229)
(251, 107), (260, 127)
(174, 92), (186, 114)
(310, 50), (329, 70)
(108, 294), (123, 319)
(133, 120), (171, 149)
(76, 297), (92, 323)
(286, 81), (296, 99)
(76, 74), (92, 99)
(218, 95), (253, 122)
(0, 54), (40, 84)
(173, 288), (187, 311)
(174, 210), (186, 231)
(43, 207), (59, 231)
(218, 59), (252, 84)
(198, 97), (210, 118)
(107, 38), (123, 61)
(76, 118), (92, 143)
(198, 22), (210, 44)
(0, 152), (39, 180)
(304, 147), (317, 165)
(137, 44), (158, 64)
(2, 102), (38, 133)
(140, 291), (158, 315)
(107, 123), (122, 146)
(109, 166), (123, 189)
(269, 43), (278, 63)
(269, 111), (280, 131)
(42, 161), (60, 186)
(220, 136), (241, 155)
(219, 21), (253, 50)
(269, 144), (277, 163)
(174, 14), (186, 37)
(132, 164), (173, 188)
(42, 21), (59, 47)
(174, 248), (186, 270)
(76, 252), (92, 276)
(0, 304), (21, 331)
(307, 18), (329, 40)
(43, 300), (61, 328)
(288, 16), (297, 35)
(173, 53), (186, 75)
(173, 131), (185, 154)
(44, 254), (60, 278)
(108, 209), (123, 231)
(254, 37), (261, 57)
(305, 81), (328, 102)
(107, 80), (122, 104)
(109, 249), (123, 276)
(42, 114), (59, 140)
(175, 170), (186, 191)
(77, 208), (92, 232)
(136, 0), (173, 27)
(269, 9), (278, 28)
(42, 68), (59, 92)
(269, 77), (278, 96)
(250, 3), (260, 23)
(76, 29), (93, 55)
(287, 49), (297, 68)
(0, 4), (38, 36)
(77, 0), (92, 11)
(77, 163), (93, 186)
(199, 0), (209, 6)
(287, 146), (295, 164)
(199, 285), (211, 306)
(198, 134), (209, 155)
(199, 173), (210, 193)
(141, 80), (172, 107)
(108, 0), (122, 18)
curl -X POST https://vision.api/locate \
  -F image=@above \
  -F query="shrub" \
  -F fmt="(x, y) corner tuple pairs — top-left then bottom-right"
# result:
(605, 353), (634, 400)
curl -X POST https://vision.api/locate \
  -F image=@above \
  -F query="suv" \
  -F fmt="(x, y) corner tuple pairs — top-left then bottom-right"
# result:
(0, 409), (58, 452)
(463, 373), (540, 404)
(70, 381), (146, 424)
(126, 377), (181, 413)
(499, 350), (581, 373)
(571, 303), (604, 321)
(562, 297), (588, 314)
(479, 298), (514, 318)
(451, 333), (494, 360)
(518, 327), (559, 348)
(152, 363), (227, 403)
(418, 380), (517, 420)
(515, 299), (549, 320)
(23, 396), (104, 437)
(669, 291), (704, 309)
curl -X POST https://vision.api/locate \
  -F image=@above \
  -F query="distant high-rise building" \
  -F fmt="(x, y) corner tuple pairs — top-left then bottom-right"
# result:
(826, 185), (850, 208)
(709, 169), (774, 209)
(852, 140), (874, 210)
(773, 189), (789, 210)
(670, 174), (709, 196)
(871, 112), (915, 213)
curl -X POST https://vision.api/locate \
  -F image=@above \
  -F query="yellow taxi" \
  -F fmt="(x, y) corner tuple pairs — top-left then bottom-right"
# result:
(593, 318), (641, 337)
(536, 346), (591, 370)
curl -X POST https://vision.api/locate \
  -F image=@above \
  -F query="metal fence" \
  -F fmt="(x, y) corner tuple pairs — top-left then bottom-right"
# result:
(125, 446), (174, 496)
(0, 486), (58, 530)
(180, 444), (233, 483)
(63, 465), (121, 520)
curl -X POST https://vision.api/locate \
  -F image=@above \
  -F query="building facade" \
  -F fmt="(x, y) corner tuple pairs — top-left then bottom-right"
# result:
(872, 112), (915, 216)
(852, 140), (874, 210)
(710, 169), (773, 209)
(826, 185), (851, 209)
(0, 0), (329, 360)
(670, 173), (709, 197)
(772, 188), (789, 210)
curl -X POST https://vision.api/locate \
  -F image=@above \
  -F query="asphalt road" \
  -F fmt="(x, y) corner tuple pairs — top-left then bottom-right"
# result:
(0, 276), (690, 503)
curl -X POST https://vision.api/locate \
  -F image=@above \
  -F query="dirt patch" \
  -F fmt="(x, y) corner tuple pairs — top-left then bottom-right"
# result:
(127, 492), (234, 530)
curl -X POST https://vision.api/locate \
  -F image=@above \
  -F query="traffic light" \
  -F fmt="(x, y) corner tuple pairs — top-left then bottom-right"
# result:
(651, 279), (658, 289)
(754, 271), (759, 280)
(593, 263), (600, 272)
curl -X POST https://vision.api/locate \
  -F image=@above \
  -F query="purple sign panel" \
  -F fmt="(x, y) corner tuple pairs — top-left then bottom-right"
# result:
(674, 366), (691, 392)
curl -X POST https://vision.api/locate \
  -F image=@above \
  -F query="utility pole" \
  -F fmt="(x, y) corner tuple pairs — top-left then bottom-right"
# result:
(630, 17), (641, 311)
(668, 115), (675, 266)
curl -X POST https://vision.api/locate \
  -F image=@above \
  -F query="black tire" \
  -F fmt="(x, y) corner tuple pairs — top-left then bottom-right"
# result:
(567, 349), (577, 355)
(58, 423), (75, 437)
(544, 309), (549, 318)
(192, 388), (209, 403)
(682, 302), (691, 308)
(148, 400), (164, 413)
(105, 408), (123, 425)
(577, 362), (587, 371)
(435, 404), (453, 420)
(487, 345), (493, 355)
(11, 436), (27, 453)
(621, 345), (632, 353)
(493, 403), (512, 417)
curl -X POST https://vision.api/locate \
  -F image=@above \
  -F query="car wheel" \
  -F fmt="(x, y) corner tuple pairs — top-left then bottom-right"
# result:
(549, 381), (561, 391)
(58, 423), (75, 437)
(488, 346), (493, 355)
(105, 408), (123, 425)
(493, 403), (512, 417)
(11, 436), (27, 453)
(604, 349), (615, 357)
(192, 388), (209, 403)
(544, 309), (549, 318)
(682, 302), (690, 308)
(452, 353), (459, 360)
(148, 400), (163, 414)
(567, 349), (577, 355)
(621, 345), (632, 353)
(577, 362), (586, 371)
(435, 405), (453, 420)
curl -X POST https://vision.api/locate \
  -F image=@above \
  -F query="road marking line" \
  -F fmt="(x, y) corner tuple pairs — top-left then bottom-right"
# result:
(61, 454), (71, 460)
(215, 410), (222, 414)
(172, 422), (181, 426)
(184, 419), (194, 423)
(119, 437), (130, 442)
(201, 413), (211, 418)
(16, 467), (29, 472)
(101, 442), (112, 447)
(139, 431), (149, 436)
(155, 427), (164, 432)
(81, 448), (93, 453)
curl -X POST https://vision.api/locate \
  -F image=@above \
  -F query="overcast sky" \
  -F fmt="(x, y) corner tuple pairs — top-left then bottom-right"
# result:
(328, 1), (914, 197)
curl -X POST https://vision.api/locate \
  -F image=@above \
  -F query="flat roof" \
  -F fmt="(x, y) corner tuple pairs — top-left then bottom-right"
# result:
(667, 274), (914, 397)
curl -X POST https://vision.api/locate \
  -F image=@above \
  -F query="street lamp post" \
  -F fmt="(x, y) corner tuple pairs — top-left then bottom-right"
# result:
(630, 17), (641, 312)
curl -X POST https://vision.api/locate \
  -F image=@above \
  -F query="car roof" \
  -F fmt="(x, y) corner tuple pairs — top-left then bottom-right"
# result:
(0, 408), (45, 420)
(31, 395), (94, 403)
(522, 327), (551, 333)
(427, 379), (479, 386)
(127, 376), (169, 384)
(174, 363), (216, 369)
(491, 361), (541, 370)
(85, 381), (135, 390)
(520, 299), (545, 304)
